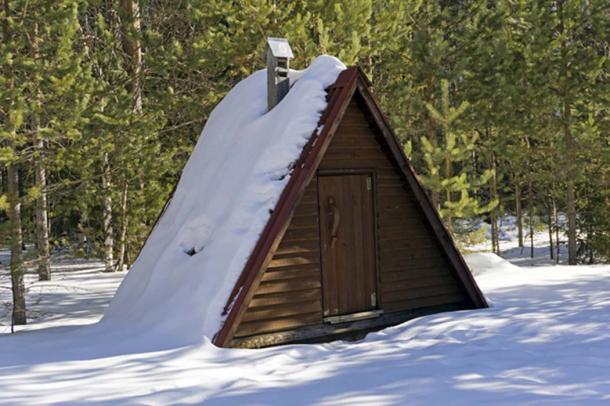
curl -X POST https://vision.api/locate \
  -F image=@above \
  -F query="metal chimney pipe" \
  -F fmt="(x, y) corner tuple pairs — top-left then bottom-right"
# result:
(265, 37), (294, 111)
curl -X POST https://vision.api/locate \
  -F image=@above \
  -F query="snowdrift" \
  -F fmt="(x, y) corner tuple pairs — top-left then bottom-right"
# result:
(100, 56), (346, 345)
(464, 253), (521, 276)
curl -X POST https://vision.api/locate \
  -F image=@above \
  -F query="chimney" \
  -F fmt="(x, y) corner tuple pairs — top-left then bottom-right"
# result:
(265, 37), (293, 111)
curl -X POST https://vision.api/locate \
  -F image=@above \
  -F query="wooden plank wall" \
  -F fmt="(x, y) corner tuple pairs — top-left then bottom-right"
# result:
(234, 96), (469, 339)
(320, 98), (470, 311)
(234, 179), (323, 338)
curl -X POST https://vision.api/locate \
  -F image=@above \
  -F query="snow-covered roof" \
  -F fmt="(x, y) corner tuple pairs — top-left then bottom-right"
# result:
(266, 37), (294, 59)
(101, 56), (346, 344)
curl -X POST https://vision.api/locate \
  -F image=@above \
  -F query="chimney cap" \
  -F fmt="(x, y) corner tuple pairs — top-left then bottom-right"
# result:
(265, 37), (294, 59)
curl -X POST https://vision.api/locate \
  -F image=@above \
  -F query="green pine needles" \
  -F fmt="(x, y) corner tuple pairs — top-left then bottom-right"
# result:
(419, 80), (498, 232)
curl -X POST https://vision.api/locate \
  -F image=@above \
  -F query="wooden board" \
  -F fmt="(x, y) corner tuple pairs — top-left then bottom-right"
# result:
(233, 179), (323, 338)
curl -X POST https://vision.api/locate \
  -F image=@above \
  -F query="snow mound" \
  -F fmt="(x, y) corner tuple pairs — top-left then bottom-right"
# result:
(100, 56), (346, 345)
(464, 253), (524, 307)
(464, 253), (521, 276)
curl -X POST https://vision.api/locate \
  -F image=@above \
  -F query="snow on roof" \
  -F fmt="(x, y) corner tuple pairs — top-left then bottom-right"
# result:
(101, 56), (346, 345)
(266, 37), (294, 59)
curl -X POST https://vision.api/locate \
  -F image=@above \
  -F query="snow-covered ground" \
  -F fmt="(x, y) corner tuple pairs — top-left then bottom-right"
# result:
(468, 215), (570, 267)
(1, 240), (610, 404)
(0, 253), (125, 334)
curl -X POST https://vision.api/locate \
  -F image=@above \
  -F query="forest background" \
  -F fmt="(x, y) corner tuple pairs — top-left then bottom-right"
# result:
(1, 0), (608, 324)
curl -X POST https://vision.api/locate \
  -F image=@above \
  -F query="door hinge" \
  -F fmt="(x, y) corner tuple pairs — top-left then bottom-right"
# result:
(371, 292), (377, 307)
(366, 176), (372, 191)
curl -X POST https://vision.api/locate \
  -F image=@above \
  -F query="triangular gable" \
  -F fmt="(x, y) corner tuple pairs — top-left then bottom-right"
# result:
(213, 67), (487, 347)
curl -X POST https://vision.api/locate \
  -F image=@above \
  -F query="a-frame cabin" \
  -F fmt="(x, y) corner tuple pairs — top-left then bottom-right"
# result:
(213, 67), (487, 348)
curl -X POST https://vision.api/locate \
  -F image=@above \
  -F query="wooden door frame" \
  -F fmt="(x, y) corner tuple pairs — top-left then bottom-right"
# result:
(316, 168), (381, 317)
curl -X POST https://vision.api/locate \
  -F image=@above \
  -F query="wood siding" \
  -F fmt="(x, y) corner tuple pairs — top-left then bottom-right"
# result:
(234, 97), (469, 339)
(234, 178), (323, 338)
(324, 99), (470, 312)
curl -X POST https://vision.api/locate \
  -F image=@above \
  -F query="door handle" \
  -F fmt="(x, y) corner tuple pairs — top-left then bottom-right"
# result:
(328, 197), (340, 248)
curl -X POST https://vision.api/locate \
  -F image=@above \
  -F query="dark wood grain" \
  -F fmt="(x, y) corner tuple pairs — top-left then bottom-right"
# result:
(233, 179), (323, 339)
(318, 174), (376, 317)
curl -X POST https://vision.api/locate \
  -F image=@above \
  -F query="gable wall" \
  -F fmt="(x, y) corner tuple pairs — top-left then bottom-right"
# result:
(320, 97), (470, 312)
(233, 96), (470, 340)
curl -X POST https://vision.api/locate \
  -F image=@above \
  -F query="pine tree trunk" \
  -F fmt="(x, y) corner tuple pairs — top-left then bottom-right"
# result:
(77, 222), (88, 254)
(490, 153), (499, 254)
(558, 0), (577, 265)
(445, 155), (453, 235)
(102, 153), (114, 272)
(527, 169), (534, 258)
(548, 199), (554, 260)
(490, 212), (497, 254)
(29, 21), (51, 281)
(33, 145), (50, 280)
(553, 198), (560, 263)
(515, 174), (524, 248)
(115, 0), (143, 270)
(3, 0), (26, 325)
(587, 226), (594, 264)
(116, 182), (128, 272)
(565, 167), (577, 264)
(7, 163), (26, 325)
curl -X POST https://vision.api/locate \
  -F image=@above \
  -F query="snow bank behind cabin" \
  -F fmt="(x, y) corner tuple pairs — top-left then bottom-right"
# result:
(100, 56), (346, 345)
(465, 253), (521, 276)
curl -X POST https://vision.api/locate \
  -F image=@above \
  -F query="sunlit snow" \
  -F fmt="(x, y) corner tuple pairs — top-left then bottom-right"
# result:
(2, 252), (609, 404)
(103, 55), (346, 344)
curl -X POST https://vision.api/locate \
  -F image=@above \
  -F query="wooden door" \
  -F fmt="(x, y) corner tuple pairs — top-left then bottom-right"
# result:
(318, 174), (377, 317)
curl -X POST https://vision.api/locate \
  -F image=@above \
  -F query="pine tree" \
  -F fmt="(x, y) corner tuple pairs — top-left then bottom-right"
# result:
(1, 0), (28, 325)
(374, 1), (469, 208)
(3, 0), (607, 277)
(458, 1), (512, 253)
(420, 79), (497, 234)
(78, 1), (172, 270)
(23, 0), (89, 280)
(115, 0), (143, 272)
(364, 0), (414, 137)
